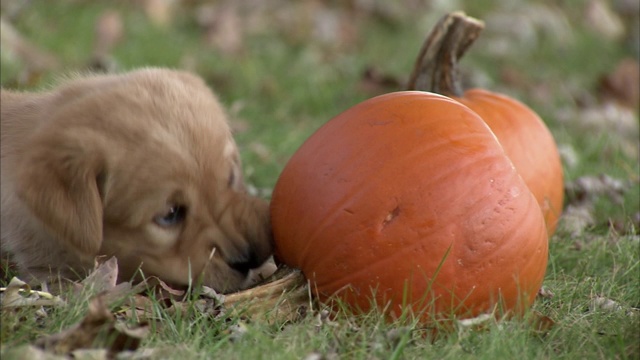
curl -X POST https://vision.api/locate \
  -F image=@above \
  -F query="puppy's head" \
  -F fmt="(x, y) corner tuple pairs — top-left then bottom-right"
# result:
(17, 69), (273, 292)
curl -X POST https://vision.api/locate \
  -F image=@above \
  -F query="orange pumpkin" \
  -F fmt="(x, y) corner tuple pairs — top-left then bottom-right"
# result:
(453, 90), (564, 235)
(271, 91), (548, 322)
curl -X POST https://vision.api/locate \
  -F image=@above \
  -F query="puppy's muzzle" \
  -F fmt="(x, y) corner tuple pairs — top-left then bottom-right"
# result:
(228, 250), (263, 275)
(226, 194), (274, 275)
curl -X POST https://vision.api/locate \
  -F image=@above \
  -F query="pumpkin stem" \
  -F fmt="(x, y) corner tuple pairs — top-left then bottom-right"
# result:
(406, 12), (484, 97)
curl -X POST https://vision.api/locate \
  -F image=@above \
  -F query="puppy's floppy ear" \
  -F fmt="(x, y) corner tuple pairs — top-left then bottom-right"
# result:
(17, 127), (107, 258)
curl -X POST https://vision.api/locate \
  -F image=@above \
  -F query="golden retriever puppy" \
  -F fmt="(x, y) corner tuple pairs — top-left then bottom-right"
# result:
(1, 68), (273, 293)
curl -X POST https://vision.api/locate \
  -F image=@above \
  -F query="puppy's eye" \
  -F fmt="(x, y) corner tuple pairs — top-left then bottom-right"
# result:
(154, 205), (186, 227)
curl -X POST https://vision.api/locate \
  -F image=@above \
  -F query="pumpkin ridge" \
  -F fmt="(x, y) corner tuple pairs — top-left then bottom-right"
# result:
(309, 235), (454, 297)
(304, 153), (529, 293)
(456, 89), (564, 234)
(297, 142), (508, 275)
(275, 94), (503, 268)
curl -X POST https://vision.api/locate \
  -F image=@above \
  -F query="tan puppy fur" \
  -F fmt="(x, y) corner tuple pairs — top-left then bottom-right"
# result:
(1, 68), (273, 293)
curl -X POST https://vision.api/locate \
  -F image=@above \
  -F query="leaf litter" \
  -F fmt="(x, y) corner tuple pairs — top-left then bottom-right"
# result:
(560, 174), (637, 237)
(1, 257), (309, 358)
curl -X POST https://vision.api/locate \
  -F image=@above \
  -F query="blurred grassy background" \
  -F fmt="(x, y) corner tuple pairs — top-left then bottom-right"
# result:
(1, 0), (639, 358)
(2, 0), (637, 197)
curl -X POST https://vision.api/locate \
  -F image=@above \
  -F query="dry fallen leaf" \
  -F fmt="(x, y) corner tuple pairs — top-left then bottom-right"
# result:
(34, 294), (148, 356)
(537, 286), (555, 299)
(589, 295), (624, 313)
(359, 66), (404, 95)
(226, 321), (249, 342)
(81, 257), (120, 294)
(566, 174), (629, 205)
(529, 310), (556, 335)
(117, 294), (158, 323)
(482, 3), (573, 56)
(35, 295), (113, 354)
(560, 204), (596, 237)
(456, 313), (494, 328)
(75, 256), (186, 309)
(1, 277), (66, 309)
(560, 174), (635, 236)
(598, 58), (640, 109)
(201, 286), (225, 304)
(556, 102), (639, 160)
(106, 276), (185, 323)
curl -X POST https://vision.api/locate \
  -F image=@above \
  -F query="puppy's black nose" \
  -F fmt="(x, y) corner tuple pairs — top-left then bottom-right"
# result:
(228, 251), (261, 275)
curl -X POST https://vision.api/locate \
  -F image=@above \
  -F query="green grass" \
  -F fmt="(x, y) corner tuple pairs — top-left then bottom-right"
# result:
(2, 1), (638, 359)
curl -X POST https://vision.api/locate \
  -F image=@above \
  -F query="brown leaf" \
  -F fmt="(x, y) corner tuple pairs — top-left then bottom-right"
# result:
(560, 203), (595, 237)
(108, 276), (185, 321)
(360, 66), (403, 95)
(598, 58), (640, 109)
(80, 257), (119, 294)
(530, 311), (556, 335)
(201, 286), (225, 304)
(557, 102), (639, 160)
(34, 294), (148, 356)
(589, 295), (624, 313)
(109, 322), (149, 353)
(226, 321), (249, 342)
(566, 174), (629, 205)
(77, 259), (183, 309)
(560, 175), (632, 237)
(537, 287), (555, 299)
(153, 277), (186, 299)
(1, 277), (66, 309)
(117, 294), (158, 322)
(35, 295), (114, 354)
